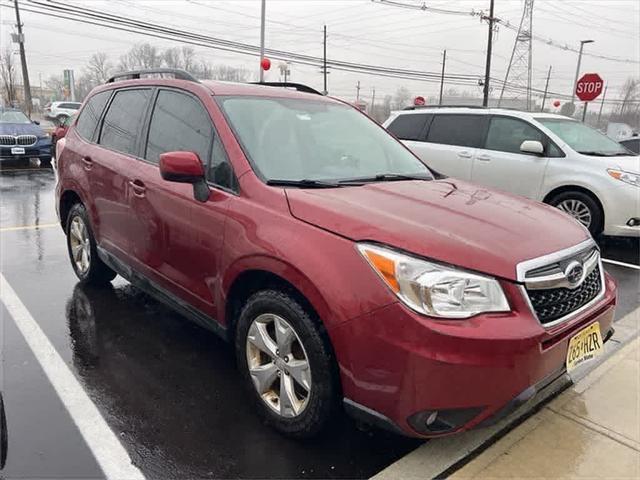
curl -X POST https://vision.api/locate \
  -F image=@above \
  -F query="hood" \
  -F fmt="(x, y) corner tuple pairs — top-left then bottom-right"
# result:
(611, 155), (640, 173)
(0, 122), (46, 137)
(286, 179), (590, 281)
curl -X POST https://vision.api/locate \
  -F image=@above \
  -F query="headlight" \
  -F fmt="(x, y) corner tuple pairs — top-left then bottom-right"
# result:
(358, 243), (510, 318)
(608, 169), (640, 187)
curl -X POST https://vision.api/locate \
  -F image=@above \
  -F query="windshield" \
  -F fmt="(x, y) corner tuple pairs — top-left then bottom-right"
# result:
(536, 117), (632, 156)
(0, 110), (31, 124)
(218, 96), (432, 183)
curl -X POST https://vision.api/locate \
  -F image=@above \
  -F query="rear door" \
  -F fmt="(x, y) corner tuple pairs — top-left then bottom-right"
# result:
(471, 115), (557, 199)
(130, 88), (236, 316)
(420, 114), (489, 180)
(93, 88), (152, 260)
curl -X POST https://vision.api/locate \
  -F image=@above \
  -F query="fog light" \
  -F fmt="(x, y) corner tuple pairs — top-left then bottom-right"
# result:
(408, 407), (484, 435)
(627, 218), (640, 227)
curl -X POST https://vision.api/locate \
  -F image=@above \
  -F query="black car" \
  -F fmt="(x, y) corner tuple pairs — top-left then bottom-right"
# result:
(0, 108), (52, 166)
(620, 136), (640, 154)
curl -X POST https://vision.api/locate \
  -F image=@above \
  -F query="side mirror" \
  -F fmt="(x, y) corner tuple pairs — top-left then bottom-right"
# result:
(159, 151), (209, 202)
(520, 140), (544, 156)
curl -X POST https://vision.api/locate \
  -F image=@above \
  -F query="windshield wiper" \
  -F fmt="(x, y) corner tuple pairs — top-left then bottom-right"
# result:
(577, 151), (633, 157)
(266, 179), (362, 188)
(338, 173), (431, 183)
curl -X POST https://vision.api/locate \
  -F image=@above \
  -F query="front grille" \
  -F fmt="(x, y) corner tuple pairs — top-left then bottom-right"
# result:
(0, 135), (16, 146)
(527, 266), (602, 325)
(17, 135), (37, 146)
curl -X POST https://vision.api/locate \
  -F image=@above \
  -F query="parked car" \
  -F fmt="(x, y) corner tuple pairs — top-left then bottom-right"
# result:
(56, 70), (617, 439)
(0, 108), (52, 166)
(620, 136), (640, 154)
(52, 113), (75, 152)
(384, 107), (640, 237)
(45, 101), (82, 122)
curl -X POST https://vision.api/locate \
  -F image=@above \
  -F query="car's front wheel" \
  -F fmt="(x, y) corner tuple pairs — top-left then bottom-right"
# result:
(549, 190), (603, 236)
(235, 290), (339, 438)
(66, 203), (116, 285)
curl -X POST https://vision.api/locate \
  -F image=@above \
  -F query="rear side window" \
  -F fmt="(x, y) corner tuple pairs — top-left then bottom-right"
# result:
(75, 91), (111, 141)
(485, 116), (543, 154)
(426, 114), (488, 148)
(60, 103), (80, 109)
(145, 90), (212, 164)
(387, 113), (431, 141)
(99, 89), (151, 156)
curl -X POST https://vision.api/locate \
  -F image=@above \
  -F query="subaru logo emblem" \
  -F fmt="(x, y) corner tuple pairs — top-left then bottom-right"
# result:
(565, 261), (584, 287)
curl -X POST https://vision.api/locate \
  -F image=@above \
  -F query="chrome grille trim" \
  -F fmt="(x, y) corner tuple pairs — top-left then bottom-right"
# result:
(0, 135), (16, 146)
(0, 135), (38, 147)
(515, 238), (595, 282)
(525, 249), (599, 291)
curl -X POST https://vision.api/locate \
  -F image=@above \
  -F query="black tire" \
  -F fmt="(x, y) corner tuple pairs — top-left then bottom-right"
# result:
(66, 203), (116, 285)
(40, 156), (52, 167)
(235, 290), (339, 438)
(548, 190), (603, 236)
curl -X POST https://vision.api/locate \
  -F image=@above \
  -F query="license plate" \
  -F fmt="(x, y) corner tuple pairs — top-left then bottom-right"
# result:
(11, 147), (25, 155)
(566, 322), (603, 372)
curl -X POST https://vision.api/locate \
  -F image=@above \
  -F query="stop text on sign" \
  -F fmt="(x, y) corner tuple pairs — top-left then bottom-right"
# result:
(576, 81), (602, 94)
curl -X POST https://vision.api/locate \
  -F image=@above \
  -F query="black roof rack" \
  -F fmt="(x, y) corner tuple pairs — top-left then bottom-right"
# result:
(106, 68), (199, 84)
(250, 82), (323, 95)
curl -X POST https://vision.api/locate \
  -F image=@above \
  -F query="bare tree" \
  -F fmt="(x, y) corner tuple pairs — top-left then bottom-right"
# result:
(210, 65), (249, 82)
(44, 75), (65, 99)
(0, 47), (17, 106)
(618, 77), (640, 116)
(86, 52), (113, 84)
(392, 86), (412, 110)
(118, 43), (162, 71)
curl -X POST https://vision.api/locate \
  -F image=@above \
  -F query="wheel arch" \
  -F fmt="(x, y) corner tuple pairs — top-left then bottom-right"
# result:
(542, 184), (605, 225)
(59, 189), (84, 229)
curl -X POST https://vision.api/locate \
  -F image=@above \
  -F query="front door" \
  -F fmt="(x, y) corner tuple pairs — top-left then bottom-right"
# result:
(471, 116), (550, 199)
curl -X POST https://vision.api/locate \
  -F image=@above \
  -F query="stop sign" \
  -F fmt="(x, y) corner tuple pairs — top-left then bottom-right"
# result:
(576, 73), (604, 102)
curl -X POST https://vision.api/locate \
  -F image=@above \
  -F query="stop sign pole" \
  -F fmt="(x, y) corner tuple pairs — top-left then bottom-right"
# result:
(575, 73), (604, 122)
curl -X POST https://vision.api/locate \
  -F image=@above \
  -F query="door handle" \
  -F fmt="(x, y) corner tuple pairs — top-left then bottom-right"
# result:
(476, 154), (491, 162)
(129, 179), (146, 198)
(458, 151), (472, 158)
(81, 156), (93, 170)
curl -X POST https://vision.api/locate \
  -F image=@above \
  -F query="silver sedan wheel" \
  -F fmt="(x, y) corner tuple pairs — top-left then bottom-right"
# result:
(557, 199), (592, 228)
(245, 313), (312, 418)
(69, 216), (91, 274)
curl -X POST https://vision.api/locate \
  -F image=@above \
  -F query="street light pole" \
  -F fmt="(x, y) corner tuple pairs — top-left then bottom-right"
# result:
(259, 0), (266, 82)
(571, 39), (594, 104)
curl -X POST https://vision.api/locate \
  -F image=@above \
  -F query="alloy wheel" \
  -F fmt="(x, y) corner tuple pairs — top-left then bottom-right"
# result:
(245, 313), (312, 418)
(69, 216), (91, 274)
(557, 199), (592, 228)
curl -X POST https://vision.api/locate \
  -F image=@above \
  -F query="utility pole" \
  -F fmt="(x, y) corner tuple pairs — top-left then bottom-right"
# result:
(370, 87), (376, 115)
(540, 65), (552, 111)
(439, 49), (446, 106)
(597, 84), (607, 127)
(571, 39), (594, 104)
(356, 81), (361, 102)
(482, 0), (495, 107)
(322, 25), (328, 95)
(13, 0), (32, 117)
(259, 0), (266, 82)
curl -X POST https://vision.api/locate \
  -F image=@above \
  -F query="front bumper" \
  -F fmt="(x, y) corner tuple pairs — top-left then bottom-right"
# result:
(0, 143), (52, 163)
(602, 182), (640, 237)
(332, 272), (617, 438)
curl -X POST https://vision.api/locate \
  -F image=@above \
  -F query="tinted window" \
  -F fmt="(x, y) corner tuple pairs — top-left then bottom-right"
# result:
(485, 116), (543, 154)
(426, 115), (488, 148)
(387, 113), (431, 141)
(99, 89), (151, 156)
(621, 139), (640, 154)
(209, 135), (238, 191)
(60, 103), (80, 109)
(76, 91), (111, 141)
(145, 90), (211, 164)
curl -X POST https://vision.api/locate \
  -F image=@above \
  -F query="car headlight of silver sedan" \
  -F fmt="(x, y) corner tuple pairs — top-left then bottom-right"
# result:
(608, 169), (640, 187)
(358, 243), (510, 318)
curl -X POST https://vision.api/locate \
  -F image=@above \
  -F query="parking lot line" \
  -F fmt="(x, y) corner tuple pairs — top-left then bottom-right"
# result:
(0, 223), (58, 233)
(0, 273), (145, 480)
(602, 258), (640, 271)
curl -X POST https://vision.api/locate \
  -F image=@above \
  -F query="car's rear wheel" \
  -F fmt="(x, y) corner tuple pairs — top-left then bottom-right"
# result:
(66, 203), (116, 285)
(235, 290), (339, 438)
(548, 190), (603, 236)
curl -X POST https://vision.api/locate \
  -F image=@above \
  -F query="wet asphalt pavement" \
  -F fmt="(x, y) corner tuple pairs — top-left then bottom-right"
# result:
(0, 168), (638, 479)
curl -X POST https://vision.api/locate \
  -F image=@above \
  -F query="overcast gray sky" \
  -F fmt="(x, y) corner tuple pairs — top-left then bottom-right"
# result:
(1, 0), (638, 110)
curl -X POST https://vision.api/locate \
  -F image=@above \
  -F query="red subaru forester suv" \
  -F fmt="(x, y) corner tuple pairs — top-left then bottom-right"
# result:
(56, 69), (617, 439)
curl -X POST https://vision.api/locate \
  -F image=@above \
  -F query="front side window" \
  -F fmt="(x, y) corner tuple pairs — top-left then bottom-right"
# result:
(536, 117), (632, 156)
(75, 90), (111, 140)
(99, 89), (151, 156)
(387, 113), (431, 141)
(218, 96), (432, 183)
(426, 114), (488, 148)
(485, 116), (543, 154)
(145, 90), (212, 165)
